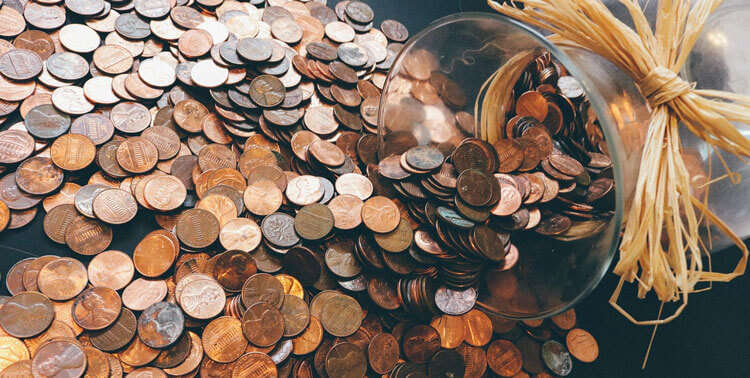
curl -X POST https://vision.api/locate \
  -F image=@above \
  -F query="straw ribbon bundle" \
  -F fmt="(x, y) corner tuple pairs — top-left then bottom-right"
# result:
(487, 0), (750, 324)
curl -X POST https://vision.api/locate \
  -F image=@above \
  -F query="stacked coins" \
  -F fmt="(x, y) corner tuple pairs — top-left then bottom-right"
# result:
(0, 0), (603, 376)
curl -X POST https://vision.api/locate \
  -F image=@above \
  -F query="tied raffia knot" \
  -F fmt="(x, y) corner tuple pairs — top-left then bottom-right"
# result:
(639, 66), (694, 108)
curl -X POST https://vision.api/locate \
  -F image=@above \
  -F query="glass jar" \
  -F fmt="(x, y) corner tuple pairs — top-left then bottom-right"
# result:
(378, 12), (652, 319)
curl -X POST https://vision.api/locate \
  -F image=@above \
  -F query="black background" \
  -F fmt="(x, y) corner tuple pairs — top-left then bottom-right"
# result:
(1, 0), (749, 377)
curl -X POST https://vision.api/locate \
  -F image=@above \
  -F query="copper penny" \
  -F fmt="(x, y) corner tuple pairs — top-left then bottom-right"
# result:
(144, 175), (187, 211)
(402, 324), (441, 364)
(37, 257), (88, 301)
(82, 346), (110, 377)
(124, 73), (163, 100)
(0, 358), (32, 376)
(51, 85), (95, 115)
(0, 199), (9, 233)
(142, 126), (181, 160)
(118, 335), (160, 367)
(325, 342), (367, 378)
(88, 250), (135, 291)
(220, 217), (262, 252)
(178, 29), (213, 58)
(31, 339), (86, 378)
(566, 328), (598, 363)
(14, 30), (55, 60)
(92, 188), (138, 224)
(367, 276), (400, 311)
(163, 331), (203, 375)
(487, 339), (523, 377)
(173, 99), (209, 133)
(294, 203), (334, 241)
(73, 286), (122, 330)
(196, 194), (237, 227)
(0, 292), (54, 338)
(137, 301), (184, 348)
(320, 294), (361, 337)
(242, 302), (284, 347)
(285, 175), (324, 206)
(249, 75), (285, 108)
(122, 278), (168, 312)
(231, 352), (276, 378)
(50, 133), (96, 171)
(280, 294), (310, 338)
(243, 179), (282, 216)
(462, 309), (493, 347)
(515, 91), (549, 122)
(203, 317), (247, 363)
(21, 255), (58, 292)
(367, 332), (399, 374)
(303, 106), (338, 135)
(178, 276), (225, 320)
(213, 250), (257, 292)
(65, 216), (113, 255)
(111, 102), (151, 134)
(328, 194), (363, 230)
(153, 331), (192, 369)
(134, 229), (178, 277)
(5, 258), (33, 295)
(93, 44), (134, 75)
(47, 52), (89, 81)
(430, 315), (466, 349)
(0, 129), (34, 164)
(15, 157), (63, 195)
(361, 196), (400, 233)
(116, 137), (159, 173)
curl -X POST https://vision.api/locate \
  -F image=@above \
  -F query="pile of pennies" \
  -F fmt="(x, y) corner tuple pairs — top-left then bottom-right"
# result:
(0, 0), (602, 376)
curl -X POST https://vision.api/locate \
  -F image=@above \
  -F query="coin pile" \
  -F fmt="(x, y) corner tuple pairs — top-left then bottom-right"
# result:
(0, 0), (604, 375)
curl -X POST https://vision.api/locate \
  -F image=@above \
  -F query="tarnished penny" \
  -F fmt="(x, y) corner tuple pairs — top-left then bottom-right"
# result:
(73, 286), (121, 330)
(111, 102), (151, 133)
(402, 324), (441, 364)
(0, 49), (43, 81)
(15, 156), (63, 195)
(326, 342), (367, 378)
(367, 332), (399, 374)
(320, 294), (361, 337)
(487, 339), (523, 377)
(137, 301), (184, 348)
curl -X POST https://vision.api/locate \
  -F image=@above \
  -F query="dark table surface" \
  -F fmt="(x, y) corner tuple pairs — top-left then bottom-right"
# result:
(1, 0), (749, 377)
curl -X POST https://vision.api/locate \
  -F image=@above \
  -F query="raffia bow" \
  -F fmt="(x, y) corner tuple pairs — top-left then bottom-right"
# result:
(487, 0), (750, 325)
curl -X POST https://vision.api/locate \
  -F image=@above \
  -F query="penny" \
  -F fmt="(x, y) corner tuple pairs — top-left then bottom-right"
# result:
(249, 74), (285, 108)
(213, 250), (257, 292)
(378, 155), (410, 180)
(14, 157), (63, 196)
(13, 31), (53, 61)
(124, 73), (164, 100)
(327, 194), (363, 230)
(173, 99), (209, 133)
(566, 328), (598, 363)
(549, 153), (585, 177)
(322, 342), (365, 378)
(163, 331), (202, 375)
(179, 29), (213, 58)
(93, 45), (134, 75)
(49, 133), (96, 171)
(118, 335), (160, 367)
(122, 278), (168, 312)
(486, 339), (523, 377)
(21, 255), (57, 292)
(403, 324), (441, 364)
(494, 139), (525, 173)
(5, 258), (33, 295)
(88, 250), (134, 292)
(462, 309), (493, 347)
(133, 229), (178, 277)
(517, 336), (545, 374)
(365, 276), (398, 311)
(65, 216), (113, 255)
(0, 292), (54, 338)
(83, 346), (111, 377)
(381, 19), (408, 42)
(279, 294), (310, 338)
(92, 189), (138, 224)
(31, 339), (86, 378)
(25, 104), (70, 139)
(111, 102), (151, 133)
(515, 91), (549, 122)
(137, 301), (184, 348)
(116, 137), (159, 173)
(361, 196), (400, 233)
(325, 21), (355, 43)
(0, 359), (32, 376)
(203, 317), (247, 363)
(309, 139), (346, 167)
(294, 203), (334, 240)
(286, 175), (324, 206)
(541, 340), (573, 376)
(405, 146), (444, 171)
(320, 294), (361, 337)
(179, 277), (225, 319)
(303, 106), (338, 135)
(434, 286), (477, 316)
(73, 286), (121, 330)
(191, 60), (229, 88)
(0, 74), (34, 102)
(236, 37), (273, 62)
(0, 129), (34, 164)
(37, 257), (88, 301)
(232, 352), (277, 378)
(144, 175), (187, 211)
(242, 302), (284, 347)
(0, 49), (42, 81)
(271, 17), (303, 44)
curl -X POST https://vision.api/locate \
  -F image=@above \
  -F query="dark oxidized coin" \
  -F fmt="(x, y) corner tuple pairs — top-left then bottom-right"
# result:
(249, 75), (285, 108)
(262, 212), (300, 248)
(153, 331), (192, 369)
(456, 169), (494, 207)
(337, 42), (369, 67)
(0, 49), (42, 80)
(137, 301), (185, 349)
(428, 349), (466, 378)
(25, 104), (71, 139)
(542, 340), (573, 376)
(535, 213), (571, 235)
(237, 37), (273, 62)
(405, 146), (444, 171)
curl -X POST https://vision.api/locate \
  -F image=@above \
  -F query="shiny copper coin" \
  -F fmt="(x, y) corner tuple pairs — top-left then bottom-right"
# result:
(144, 175), (187, 211)
(116, 137), (159, 173)
(21, 255), (58, 292)
(15, 157), (64, 195)
(73, 286), (122, 330)
(65, 216), (113, 255)
(486, 339), (523, 377)
(0, 200), (9, 233)
(173, 99), (209, 133)
(37, 257), (88, 301)
(179, 276), (225, 320)
(249, 75), (285, 108)
(361, 196), (400, 233)
(31, 339), (86, 378)
(92, 188), (138, 224)
(118, 335), (160, 367)
(5, 258), (33, 295)
(50, 133), (96, 171)
(279, 294), (310, 338)
(328, 194), (363, 230)
(202, 317), (247, 363)
(93, 44), (134, 75)
(431, 315), (466, 349)
(292, 315), (323, 355)
(462, 309), (493, 347)
(0, 129), (34, 164)
(122, 278), (168, 312)
(0, 292), (54, 338)
(213, 250), (257, 292)
(134, 229), (178, 277)
(137, 301), (184, 348)
(285, 175), (324, 206)
(242, 302), (284, 347)
(231, 352), (277, 378)
(566, 328), (598, 363)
